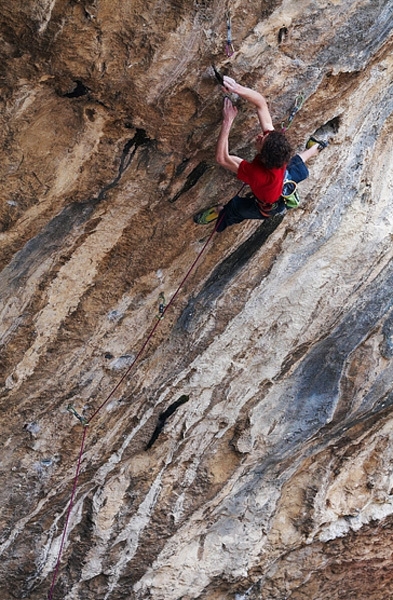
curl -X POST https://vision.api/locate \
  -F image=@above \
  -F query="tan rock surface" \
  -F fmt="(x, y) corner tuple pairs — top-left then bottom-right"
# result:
(1, 1), (393, 599)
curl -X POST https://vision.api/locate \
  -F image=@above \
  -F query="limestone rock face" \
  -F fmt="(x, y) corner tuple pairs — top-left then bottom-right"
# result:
(1, 1), (393, 599)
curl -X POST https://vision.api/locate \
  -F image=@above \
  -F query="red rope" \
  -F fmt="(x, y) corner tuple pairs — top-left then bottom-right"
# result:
(47, 212), (224, 597)
(48, 425), (88, 600)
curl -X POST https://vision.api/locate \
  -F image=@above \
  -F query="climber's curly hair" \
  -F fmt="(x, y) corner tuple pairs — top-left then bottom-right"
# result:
(259, 130), (293, 169)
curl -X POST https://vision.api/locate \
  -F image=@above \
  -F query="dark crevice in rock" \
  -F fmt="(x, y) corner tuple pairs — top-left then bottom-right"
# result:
(97, 128), (151, 201)
(63, 80), (89, 98)
(169, 161), (210, 203)
(145, 394), (190, 450)
(177, 214), (285, 332)
(325, 115), (341, 132)
(175, 157), (190, 177)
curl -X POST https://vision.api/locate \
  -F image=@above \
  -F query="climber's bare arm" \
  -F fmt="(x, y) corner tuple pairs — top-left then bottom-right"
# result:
(223, 75), (274, 133)
(215, 97), (243, 174)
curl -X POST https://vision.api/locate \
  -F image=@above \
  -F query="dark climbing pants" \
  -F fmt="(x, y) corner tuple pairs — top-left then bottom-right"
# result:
(215, 192), (274, 232)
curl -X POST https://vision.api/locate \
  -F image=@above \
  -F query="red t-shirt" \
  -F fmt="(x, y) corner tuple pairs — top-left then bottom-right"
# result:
(237, 156), (286, 215)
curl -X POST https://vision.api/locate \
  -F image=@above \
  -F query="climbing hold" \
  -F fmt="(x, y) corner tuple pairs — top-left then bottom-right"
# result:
(24, 421), (40, 435)
(63, 80), (89, 98)
(212, 64), (224, 86)
(107, 309), (122, 322)
(278, 26), (289, 44)
(108, 354), (136, 371)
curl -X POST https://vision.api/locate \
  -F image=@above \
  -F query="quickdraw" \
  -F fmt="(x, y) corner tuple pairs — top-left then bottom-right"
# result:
(157, 292), (166, 319)
(225, 11), (234, 56)
(67, 404), (88, 427)
(281, 92), (305, 131)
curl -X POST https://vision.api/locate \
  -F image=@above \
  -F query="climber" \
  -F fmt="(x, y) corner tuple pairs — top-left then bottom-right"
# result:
(194, 76), (327, 230)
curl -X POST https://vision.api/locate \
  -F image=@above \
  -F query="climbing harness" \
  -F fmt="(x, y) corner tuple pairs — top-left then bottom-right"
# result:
(225, 11), (234, 56)
(281, 92), (305, 131)
(47, 211), (225, 600)
(157, 292), (166, 319)
(66, 404), (88, 427)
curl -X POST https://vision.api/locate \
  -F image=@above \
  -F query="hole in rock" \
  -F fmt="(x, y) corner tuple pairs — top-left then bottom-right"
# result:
(85, 108), (96, 121)
(64, 80), (89, 98)
(324, 115), (341, 133)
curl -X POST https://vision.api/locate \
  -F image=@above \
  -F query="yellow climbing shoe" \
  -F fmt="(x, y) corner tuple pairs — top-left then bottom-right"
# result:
(193, 206), (221, 225)
(306, 136), (329, 151)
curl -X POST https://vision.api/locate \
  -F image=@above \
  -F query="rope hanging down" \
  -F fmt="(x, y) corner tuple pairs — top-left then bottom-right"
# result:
(47, 212), (224, 599)
(48, 427), (88, 600)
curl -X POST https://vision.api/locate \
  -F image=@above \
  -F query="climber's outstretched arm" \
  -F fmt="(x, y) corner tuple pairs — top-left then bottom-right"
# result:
(223, 76), (274, 133)
(215, 97), (243, 174)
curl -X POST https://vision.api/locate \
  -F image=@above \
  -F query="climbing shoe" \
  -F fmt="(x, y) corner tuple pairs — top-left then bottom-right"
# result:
(193, 206), (221, 225)
(306, 136), (329, 151)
